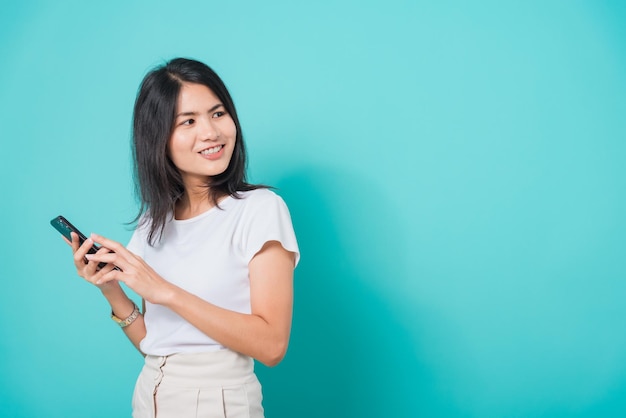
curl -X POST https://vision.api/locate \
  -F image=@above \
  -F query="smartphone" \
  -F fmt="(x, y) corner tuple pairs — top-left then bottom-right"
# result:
(50, 215), (117, 270)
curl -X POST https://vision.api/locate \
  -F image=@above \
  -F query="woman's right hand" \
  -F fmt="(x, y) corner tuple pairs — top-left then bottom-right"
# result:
(66, 232), (147, 353)
(68, 232), (119, 291)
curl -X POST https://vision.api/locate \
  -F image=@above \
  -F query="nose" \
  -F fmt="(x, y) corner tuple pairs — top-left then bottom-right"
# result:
(198, 116), (219, 141)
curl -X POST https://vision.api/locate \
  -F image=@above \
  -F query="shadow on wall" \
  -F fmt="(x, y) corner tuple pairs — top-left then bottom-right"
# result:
(255, 165), (453, 418)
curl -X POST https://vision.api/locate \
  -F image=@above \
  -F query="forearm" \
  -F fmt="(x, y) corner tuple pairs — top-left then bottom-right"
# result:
(162, 285), (291, 367)
(101, 283), (147, 354)
(85, 239), (294, 364)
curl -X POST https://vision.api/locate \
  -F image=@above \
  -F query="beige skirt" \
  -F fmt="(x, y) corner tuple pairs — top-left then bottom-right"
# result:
(132, 349), (264, 418)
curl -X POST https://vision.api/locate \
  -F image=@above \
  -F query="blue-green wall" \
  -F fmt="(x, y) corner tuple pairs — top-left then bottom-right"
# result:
(1, 1), (625, 417)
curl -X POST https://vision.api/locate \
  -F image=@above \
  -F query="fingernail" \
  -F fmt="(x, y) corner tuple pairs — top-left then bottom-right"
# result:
(85, 254), (93, 260)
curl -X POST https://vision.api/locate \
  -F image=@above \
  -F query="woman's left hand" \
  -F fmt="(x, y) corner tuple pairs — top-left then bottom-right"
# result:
(85, 233), (174, 305)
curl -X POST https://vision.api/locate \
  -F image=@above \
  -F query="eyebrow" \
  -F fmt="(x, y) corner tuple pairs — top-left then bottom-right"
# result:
(176, 103), (224, 118)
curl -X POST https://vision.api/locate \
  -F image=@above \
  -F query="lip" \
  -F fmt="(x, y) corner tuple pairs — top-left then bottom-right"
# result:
(198, 144), (225, 161)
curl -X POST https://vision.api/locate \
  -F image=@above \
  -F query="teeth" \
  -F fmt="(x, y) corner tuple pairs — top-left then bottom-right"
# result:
(200, 145), (223, 155)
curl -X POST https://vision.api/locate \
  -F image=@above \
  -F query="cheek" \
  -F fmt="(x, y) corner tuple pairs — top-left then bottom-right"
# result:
(167, 134), (187, 158)
(166, 144), (186, 168)
(225, 118), (237, 139)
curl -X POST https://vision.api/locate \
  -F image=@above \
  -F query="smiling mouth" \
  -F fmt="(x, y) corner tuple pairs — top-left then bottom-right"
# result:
(199, 145), (224, 155)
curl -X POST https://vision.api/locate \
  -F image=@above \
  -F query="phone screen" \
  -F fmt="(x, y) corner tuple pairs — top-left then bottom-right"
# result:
(50, 216), (114, 269)
(51, 216), (99, 253)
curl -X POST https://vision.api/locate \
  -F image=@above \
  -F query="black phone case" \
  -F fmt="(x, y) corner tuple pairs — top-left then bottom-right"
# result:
(50, 216), (98, 252)
(50, 215), (109, 269)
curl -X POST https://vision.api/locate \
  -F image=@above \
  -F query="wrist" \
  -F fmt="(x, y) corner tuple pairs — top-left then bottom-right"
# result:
(111, 300), (137, 320)
(148, 280), (178, 307)
(99, 281), (122, 297)
(111, 302), (141, 328)
(100, 285), (135, 318)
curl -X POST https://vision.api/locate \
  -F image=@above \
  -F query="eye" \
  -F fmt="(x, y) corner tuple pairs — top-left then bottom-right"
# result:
(182, 118), (195, 126)
(212, 111), (226, 119)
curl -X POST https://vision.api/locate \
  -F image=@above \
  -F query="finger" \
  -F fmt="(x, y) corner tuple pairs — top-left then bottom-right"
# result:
(83, 247), (118, 282)
(81, 262), (112, 286)
(69, 232), (80, 252)
(73, 237), (95, 267)
(93, 261), (116, 280)
(89, 245), (117, 273)
(95, 245), (113, 255)
(87, 244), (130, 271)
(85, 251), (122, 267)
(90, 233), (127, 254)
(75, 237), (94, 255)
(83, 250), (104, 278)
(96, 268), (124, 285)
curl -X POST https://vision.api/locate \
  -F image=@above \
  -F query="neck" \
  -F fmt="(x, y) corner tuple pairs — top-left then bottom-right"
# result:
(175, 188), (214, 220)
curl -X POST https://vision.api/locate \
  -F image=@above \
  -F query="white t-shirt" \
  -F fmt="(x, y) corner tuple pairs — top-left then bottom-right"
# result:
(126, 189), (300, 356)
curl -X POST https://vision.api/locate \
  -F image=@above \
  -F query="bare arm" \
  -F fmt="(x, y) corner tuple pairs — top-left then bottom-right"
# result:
(100, 285), (147, 354)
(88, 235), (295, 367)
(69, 233), (147, 354)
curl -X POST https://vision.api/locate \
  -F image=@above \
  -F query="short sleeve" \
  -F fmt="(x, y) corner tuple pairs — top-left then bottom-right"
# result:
(126, 217), (149, 258)
(241, 190), (300, 267)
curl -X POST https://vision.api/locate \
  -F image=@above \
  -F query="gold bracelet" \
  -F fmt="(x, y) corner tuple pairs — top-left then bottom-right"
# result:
(111, 303), (140, 328)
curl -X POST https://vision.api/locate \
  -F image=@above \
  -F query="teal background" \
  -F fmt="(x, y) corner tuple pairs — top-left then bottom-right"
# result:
(1, 1), (625, 417)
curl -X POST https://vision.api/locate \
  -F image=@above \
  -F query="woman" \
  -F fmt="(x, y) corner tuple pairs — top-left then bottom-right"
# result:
(67, 57), (299, 417)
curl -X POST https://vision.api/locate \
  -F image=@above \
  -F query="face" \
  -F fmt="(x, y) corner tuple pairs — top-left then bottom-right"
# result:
(168, 82), (237, 190)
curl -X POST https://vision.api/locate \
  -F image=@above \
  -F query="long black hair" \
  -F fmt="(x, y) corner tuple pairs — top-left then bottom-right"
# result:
(132, 57), (263, 244)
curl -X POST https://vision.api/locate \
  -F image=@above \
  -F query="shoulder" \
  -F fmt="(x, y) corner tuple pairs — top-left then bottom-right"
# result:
(233, 188), (300, 264)
(236, 188), (287, 207)
(230, 188), (294, 225)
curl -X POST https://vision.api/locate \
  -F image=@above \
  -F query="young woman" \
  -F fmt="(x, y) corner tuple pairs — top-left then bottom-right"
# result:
(67, 58), (299, 417)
